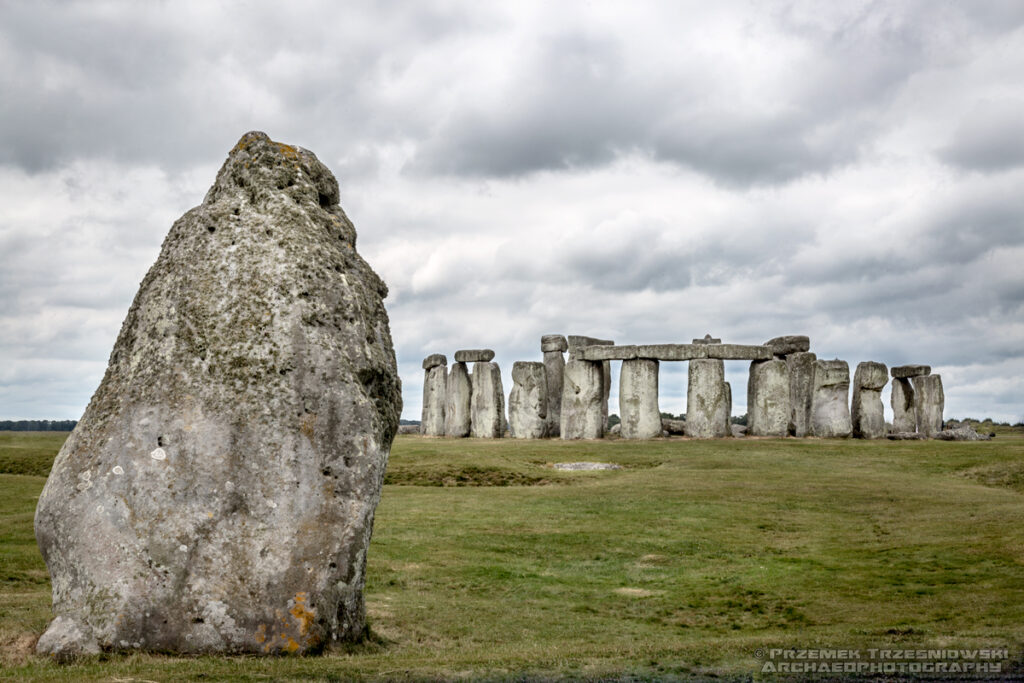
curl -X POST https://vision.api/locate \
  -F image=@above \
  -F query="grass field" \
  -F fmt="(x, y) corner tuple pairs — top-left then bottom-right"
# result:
(2, 430), (1024, 680)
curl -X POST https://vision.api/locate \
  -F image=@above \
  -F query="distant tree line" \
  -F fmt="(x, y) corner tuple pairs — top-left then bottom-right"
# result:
(0, 420), (77, 432)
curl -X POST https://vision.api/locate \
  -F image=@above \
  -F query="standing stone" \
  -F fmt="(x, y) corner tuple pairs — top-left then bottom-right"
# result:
(786, 352), (817, 437)
(420, 355), (447, 436)
(560, 359), (604, 439)
(723, 382), (733, 435)
(567, 336), (613, 431)
(912, 374), (944, 438)
(508, 362), (548, 439)
(891, 378), (916, 433)
(445, 361), (472, 437)
(686, 359), (730, 438)
(851, 362), (887, 439)
(34, 132), (401, 658)
(470, 362), (504, 438)
(541, 335), (567, 437)
(810, 359), (852, 438)
(619, 359), (661, 439)
(747, 360), (790, 437)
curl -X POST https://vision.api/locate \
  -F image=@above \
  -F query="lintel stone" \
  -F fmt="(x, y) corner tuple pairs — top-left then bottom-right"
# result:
(578, 344), (638, 361)
(422, 353), (447, 370)
(764, 335), (810, 357)
(541, 334), (568, 353)
(454, 349), (495, 363)
(891, 364), (930, 379)
(704, 344), (772, 361)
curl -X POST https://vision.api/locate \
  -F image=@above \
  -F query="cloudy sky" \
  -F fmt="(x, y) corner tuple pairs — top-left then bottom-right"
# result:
(2, 1), (1023, 424)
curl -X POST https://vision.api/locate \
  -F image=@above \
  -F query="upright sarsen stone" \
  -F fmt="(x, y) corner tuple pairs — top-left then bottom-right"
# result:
(912, 374), (944, 437)
(851, 361), (887, 439)
(619, 359), (661, 439)
(34, 132), (401, 658)
(560, 359), (604, 439)
(541, 335), (567, 437)
(420, 355), (447, 436)
(508, 362), (547, 439)
(810, 359), (852, 438)
(686, 359), (730, 438)
(891, 378), (916, 433)
(747, 359), (790, 437)
(786, 352), (817, 437)
(470, 361), (504, 438)
(445, 362), (472, 437)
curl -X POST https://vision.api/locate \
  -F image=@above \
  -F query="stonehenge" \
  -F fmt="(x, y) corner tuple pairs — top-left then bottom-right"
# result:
(421, 354), (447, 436)
(415, 335), (947, 442)
(851, 362), (887, 439)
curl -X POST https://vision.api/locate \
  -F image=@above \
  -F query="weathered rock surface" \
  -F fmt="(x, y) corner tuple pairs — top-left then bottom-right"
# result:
(912, 374), (944, 438)
(444, 362), (472, 437)
(635, 343), (707, 361)
(420, 361), (447, 437)
(765, 335), (810, 357)
(686, 359), (730, 438)
(608, 423), (622, 435)
(747, 360), (790, 437)
(934, 426), (991, 441)
(578, 344), (638, 361)
(693, 334), (721, 344)
(541, 334), (568, 353)
(455, 349), (495, 363)
(34, 132), (401, 658)
(810, 359), (852, 438)
(421, 354), (446, 370)
(508, 362), (548, 439)
(891, 364), (930, 379)
(567, 335), (613, 360)
(560, 359), (604, 439)
(730, 424), (748, 438)
(619, 359), (661, 439)
(470, 362), (504, 438)
(723, 381), (733, 436)
(705, 344), (772, 361)
(542, 344), (566, 438)
(891, 378), (916, 433)
(786, 351), (817, 437)
(851, 361), (887, 439)
(662, 418), (687, 435)
(397, 424), (420, 435)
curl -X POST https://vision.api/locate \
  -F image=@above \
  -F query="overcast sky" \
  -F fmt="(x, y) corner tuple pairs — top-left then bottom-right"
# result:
(2, 1), (1023, 424)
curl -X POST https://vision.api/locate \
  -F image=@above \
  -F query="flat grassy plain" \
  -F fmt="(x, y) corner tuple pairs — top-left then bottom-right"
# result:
(2, 430), (1024, 680)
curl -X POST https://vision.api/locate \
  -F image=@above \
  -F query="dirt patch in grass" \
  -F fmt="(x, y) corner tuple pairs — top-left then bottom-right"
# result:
(384, 465), (556, 487)
(958, 462), (1024, 493)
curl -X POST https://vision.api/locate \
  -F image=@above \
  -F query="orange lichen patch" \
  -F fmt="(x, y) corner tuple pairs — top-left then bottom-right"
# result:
(275, 142), (299, 160)
(300, 413), (316, 442)
(289, 592), (315, 636)
(285, 637), (300, 652)
(254, 623), (267, 644)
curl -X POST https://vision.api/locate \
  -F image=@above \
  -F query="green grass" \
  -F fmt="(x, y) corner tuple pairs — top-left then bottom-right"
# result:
(2, 431), (1024, 680)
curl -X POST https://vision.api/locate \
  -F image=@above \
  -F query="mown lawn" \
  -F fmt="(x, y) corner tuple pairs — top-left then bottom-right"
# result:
(2, 431), (1024, 680)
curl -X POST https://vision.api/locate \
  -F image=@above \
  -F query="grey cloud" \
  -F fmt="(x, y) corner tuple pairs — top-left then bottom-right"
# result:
(939, 100), (1024, 172)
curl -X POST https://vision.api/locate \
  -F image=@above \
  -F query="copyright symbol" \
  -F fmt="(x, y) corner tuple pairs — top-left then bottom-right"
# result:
(755, 649), (765, 659)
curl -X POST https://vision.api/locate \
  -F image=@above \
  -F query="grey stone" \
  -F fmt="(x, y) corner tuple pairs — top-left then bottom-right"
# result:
(723, 381), (733, 436)
(851, 361), (887, 439)
(34, 132), (401, 656)
(397, 424), (420, 435)
(560, 359), (604, 439)
(609, 423), (621, 435)
(705, 344), (773, 361)
(891, 378), (916, 433)
(543, 350), (565, 438)
(578, 344), (638, 361)
(764, 335), (810, 357)
(619, 359), (661, 439)
(891, 364), (931, 379)
(747, 360), (790, 437)
(470, 362), (504, 438)
(634, 343), (708, 361)
(662, 418), (687, 435)
(421, 353), (446, 370)
(786, 352), (817, 437)
(508, 362), (548, 439)
(912, 374), (944, 438)
(601, 360), (612, 430)
(693, 334), (721, 344)
(888, 431), (926, 440)
(810, 359), (852, 437)
(731, 424), (748, 438)
(445, 362), (472, 437)
(552, 462), (622, 471)
(935, 426), (991, 441)
(541, 334), (568, 353)
(420, 364), (447, 436)
(686, 359), (730, 438)
(455, 349), (495, 363)
(566, 335), (613, 360)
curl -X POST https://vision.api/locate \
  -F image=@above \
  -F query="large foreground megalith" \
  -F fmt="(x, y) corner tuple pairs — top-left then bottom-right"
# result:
(912, 373), (944, 437)
(34, 132), (401, 658)
(468, 354), (504, 438)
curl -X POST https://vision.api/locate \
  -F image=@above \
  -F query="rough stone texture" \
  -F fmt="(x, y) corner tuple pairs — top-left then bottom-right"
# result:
(891, 364), (931, 379)
(810, 359), (852, 438)
(601, 360), (612, 430)
(851, 361), (887, 439)
(912, 374), (944, 438)
(786, 352), (817, 437)
(542, 349), (565, 438)
(693, 334), (721, 344)
(662, 418), (687, 435)
(397, 424), (420, 435)
(444, 362), (472, 437)
(634, 343), (707, 361)
(508, 362), (548, 439)
(421, 354), (446, 370)
(731, 424), (748, 438)
(34, 132), (401, 658)
(765, 335), (810, 357)
(723, 382), (733, 436)
(578, 344), (638, 361)
(608, 423), (621, 435)
(560, 359), (604, 439)
(705, 344), (773, 361)
(686, 359), (730, 438)
(747, 360), (790, 437)
(470, 362), (504, 438)
(935, 426), (991, 441)
(455, 349), (494, 363)
(619, 359), (661, 439)
(541, 334), (568, 353)
(566, 335), (613, 361)
(891, 378), (916, 433)
(420, 365), (447, 436)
